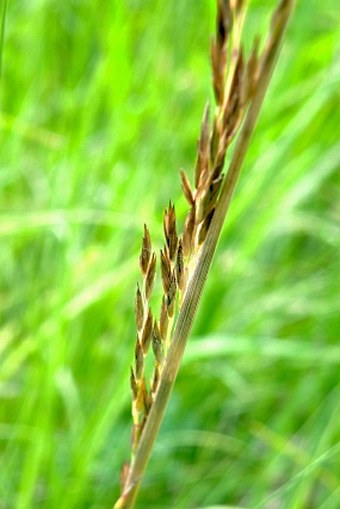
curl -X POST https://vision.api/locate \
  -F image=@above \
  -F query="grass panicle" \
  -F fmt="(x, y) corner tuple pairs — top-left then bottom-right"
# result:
(2, 0), (338, 507)
(115, 1), (295, 508)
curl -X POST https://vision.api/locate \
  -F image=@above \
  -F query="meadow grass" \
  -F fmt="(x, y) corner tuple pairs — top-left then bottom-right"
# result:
(0, 0), (339, 508)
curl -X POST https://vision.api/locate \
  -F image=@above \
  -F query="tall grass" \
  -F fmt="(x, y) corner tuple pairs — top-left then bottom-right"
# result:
(0, 0), (339, 508)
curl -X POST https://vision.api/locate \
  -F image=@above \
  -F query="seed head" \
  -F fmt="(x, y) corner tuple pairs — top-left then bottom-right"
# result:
(163, 202), (178, 261)
(145, 252), (156, 300)
(198, 208), (215, 245)
(135, 283), (144, 332)
(130, 367), (138, 400)
(159, 296), (168, 341)
(160, 248), (172, 295)
(182, 205), (196, 258)
(152, 321), (163, 364)
(196, 174), (223, 224)
(141, 308), (153, 354)
(135, 340), (144, 380)
(180, 169), (194, 205)
(167, 272), (177, 318)
(151, 364), (161, 394)
(139, 224), (152, 275)
(176, 239), (185, 291)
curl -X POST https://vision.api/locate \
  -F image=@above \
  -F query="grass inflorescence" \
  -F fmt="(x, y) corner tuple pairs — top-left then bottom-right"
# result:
(115, 1), (296, 508)
(1, 0), (339, 508)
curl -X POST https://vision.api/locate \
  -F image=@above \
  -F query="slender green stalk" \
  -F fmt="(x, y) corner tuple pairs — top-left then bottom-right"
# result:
(115, 1), (295, 507)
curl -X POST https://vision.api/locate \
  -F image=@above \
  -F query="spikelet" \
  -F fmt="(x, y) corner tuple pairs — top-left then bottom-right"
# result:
(163, 201), (178, 261)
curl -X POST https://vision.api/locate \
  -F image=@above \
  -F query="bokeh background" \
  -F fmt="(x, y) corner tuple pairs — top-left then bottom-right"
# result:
(1, 0), (339, 508)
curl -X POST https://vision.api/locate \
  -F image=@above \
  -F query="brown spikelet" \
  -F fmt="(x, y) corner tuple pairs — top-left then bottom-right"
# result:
(135, 383), (145, 414)
(198, 208), (215, 245)
(159, 296), (168, 341)
(152, 322), (163, 364)
(160, 248), (172, 294)
(153, 320), (162, 351)
(211, 0), (232, 105)
(176, 239), (185, 291)
(180, 169), (194, 205)
(209, 116), (221, 168)
(164, 202), (178, 261)
(130, 367), (138, 400)
(196, 174), (224, 224)
(167, 273), (177, 318)
(217, 0), (232, 47)
(151, 364), (161, 393)
(140, 379), (152, 414)
(211, 146), (226, 180)
(139, 224), (152, 275)
(135, 340), (144, 380)
(182, 205), (196, 258)
(135, 283), (144, 332)
(211, 40), (223, 106)
(141, 308), (153, 353)
(145, 252), (156, 300)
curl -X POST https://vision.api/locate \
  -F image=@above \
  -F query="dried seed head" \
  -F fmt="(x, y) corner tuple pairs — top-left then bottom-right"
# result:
(163, 202), (178, 261)
(198, 208), (215, 245)
(160, 248), (171, 294)
(135, 340), (144, 380)
(135, 283), (144, 332)
(152, 321), (163, 364)
(176, 239), (185, 291)
(139, 224), (152, 275)
(180, 169), (194, 205)
(141, 308), (153, 354)
(182, 205), (196, 258)
(159, 295), (169, 341)
(145, 252), (156, 300)
(130, 367), (138, 400)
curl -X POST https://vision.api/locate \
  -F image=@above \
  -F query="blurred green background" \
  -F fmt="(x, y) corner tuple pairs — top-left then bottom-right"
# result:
(1, 0), (339, 508)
